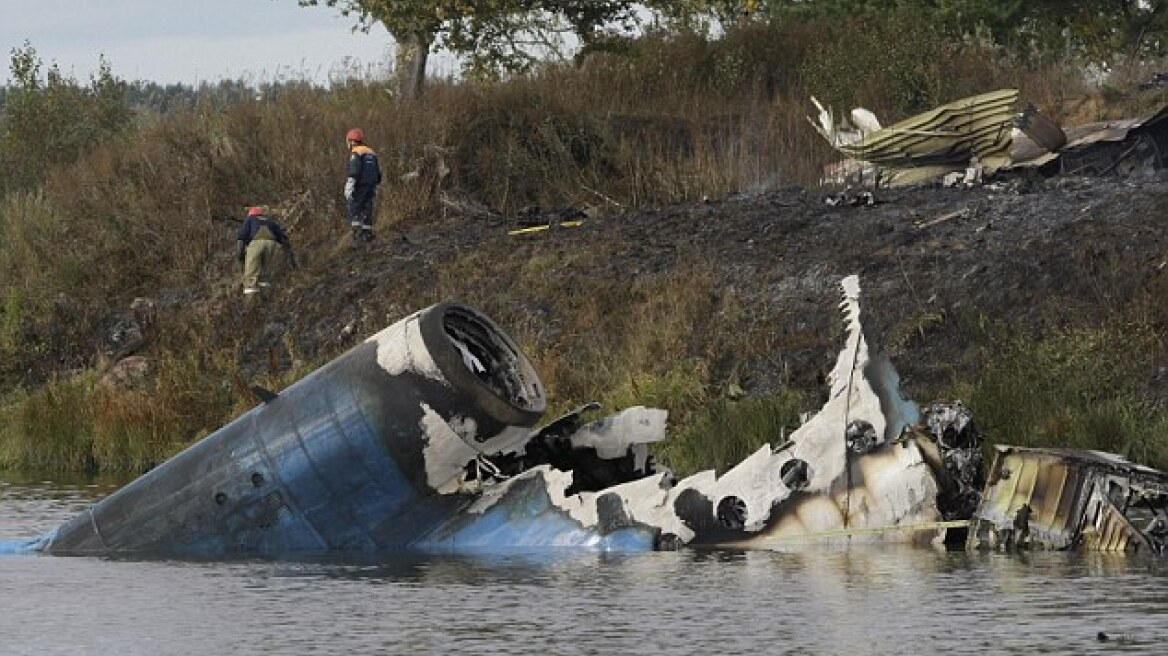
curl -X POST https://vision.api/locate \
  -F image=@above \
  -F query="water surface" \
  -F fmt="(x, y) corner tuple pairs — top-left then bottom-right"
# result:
(2, 474), (1165, 655)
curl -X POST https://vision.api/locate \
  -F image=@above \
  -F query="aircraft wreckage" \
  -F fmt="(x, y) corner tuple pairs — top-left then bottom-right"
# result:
(33, 277), (1168, 557)
(810, 89), (1168, 187)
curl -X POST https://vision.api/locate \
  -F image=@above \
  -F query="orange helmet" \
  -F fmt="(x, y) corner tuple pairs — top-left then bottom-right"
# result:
(345, 127), (364, 143)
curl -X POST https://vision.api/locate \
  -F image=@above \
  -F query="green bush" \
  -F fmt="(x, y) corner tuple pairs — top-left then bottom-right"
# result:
(954, 316), (1168, 470)
(0, 378), (95, 471)
(1, 44), (132, 195)
(798, 8), (1011, 118)
(659, 390), (809, 478)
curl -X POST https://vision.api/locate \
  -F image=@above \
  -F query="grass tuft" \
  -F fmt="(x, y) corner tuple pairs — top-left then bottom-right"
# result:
(955, 315), (1168, 470)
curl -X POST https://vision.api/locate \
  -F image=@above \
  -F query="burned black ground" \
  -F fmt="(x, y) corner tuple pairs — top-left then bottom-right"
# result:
(218, 171), (1165, 403)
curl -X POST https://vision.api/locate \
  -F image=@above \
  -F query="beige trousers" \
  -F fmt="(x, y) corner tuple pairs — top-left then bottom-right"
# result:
(242, 239), (277, 290)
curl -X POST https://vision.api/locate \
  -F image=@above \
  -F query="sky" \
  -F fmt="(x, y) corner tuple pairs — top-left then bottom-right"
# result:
(0, 0), (413, 86)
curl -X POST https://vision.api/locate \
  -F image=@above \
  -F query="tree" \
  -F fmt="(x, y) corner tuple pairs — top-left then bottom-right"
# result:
(648, 0), (1168, 62)
(1, 43), (132, 194)
(293, 1), (642, 98)
(1020, 0), (1168, 62)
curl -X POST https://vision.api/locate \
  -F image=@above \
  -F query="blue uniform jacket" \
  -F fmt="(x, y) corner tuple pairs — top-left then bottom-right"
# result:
(237, 215), (290, 246)
(347, 145), (382, 198)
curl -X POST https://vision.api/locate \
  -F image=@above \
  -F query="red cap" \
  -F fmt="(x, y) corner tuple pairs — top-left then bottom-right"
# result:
(247, 206), (265, 216)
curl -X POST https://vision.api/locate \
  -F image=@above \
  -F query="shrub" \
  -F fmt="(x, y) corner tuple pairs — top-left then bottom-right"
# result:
(660, 390), (809, 478)
(0, 378), (94, 471)
(954, 315), (1168, 470)
(1, 44), (132, 195)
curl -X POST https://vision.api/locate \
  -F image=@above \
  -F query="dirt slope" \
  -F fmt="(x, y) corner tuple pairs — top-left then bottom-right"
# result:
(200, 170), (1168, 410)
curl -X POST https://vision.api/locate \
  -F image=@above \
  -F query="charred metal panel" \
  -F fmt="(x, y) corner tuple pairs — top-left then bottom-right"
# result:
(969, 447), (1168, 554)
(1009, 104), (1168, 176)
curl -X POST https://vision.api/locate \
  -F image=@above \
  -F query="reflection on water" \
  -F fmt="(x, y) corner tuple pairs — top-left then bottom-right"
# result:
(3, 475), (1167, 656)
(0, 472), (126, 554)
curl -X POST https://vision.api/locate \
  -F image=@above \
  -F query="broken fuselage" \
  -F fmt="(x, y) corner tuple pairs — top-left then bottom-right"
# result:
(43, 278), (981, 557)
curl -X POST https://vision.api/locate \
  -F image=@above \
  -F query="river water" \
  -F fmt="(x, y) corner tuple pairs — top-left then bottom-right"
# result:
(2, 473), (1167, 656)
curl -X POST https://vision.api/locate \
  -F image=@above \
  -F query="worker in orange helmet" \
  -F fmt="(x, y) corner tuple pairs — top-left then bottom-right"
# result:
(344, 127), (383, 243)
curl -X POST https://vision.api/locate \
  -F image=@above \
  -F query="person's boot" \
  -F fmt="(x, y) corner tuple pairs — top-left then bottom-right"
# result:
(361, 227), (375, 242)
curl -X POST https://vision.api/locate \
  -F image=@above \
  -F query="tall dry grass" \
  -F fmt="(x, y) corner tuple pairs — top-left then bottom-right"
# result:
(2, 15), (1166, 472)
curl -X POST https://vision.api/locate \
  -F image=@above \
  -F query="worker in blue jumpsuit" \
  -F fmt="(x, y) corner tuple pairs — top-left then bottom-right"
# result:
(344, 127), (383, 243)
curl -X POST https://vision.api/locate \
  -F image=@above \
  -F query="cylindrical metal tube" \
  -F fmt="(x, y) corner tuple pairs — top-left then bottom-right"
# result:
(1016, 103), (1067, 152)
(44, 303), (546, 556)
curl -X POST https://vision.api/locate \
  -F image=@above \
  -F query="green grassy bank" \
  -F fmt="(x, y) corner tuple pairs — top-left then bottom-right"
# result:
(2, 13), (1168, 475)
